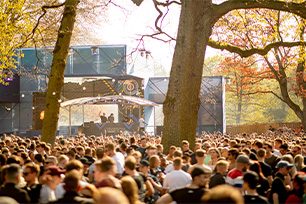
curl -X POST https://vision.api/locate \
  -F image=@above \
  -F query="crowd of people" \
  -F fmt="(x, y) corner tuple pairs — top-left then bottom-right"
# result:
(0, 127), (305, 204)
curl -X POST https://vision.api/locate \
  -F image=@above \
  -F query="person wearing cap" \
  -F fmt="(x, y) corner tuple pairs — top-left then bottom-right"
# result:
(226, 154), (250, 188)
(156, 166), (210, 204)
(39, 166), (65, 204)
(243, 171), (269, 204)
(270, 160), (293, 204)
(138, 159), (155, 203)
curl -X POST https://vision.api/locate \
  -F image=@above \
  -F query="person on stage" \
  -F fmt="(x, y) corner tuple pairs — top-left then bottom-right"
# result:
(99, 112), (107, 123)
(108, 113), (114, 123)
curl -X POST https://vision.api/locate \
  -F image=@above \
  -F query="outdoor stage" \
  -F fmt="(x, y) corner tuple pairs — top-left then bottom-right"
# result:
(60, 95), (157, 136)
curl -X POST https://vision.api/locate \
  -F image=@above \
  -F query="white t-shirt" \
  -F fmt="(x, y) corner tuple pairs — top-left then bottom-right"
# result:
(163, 169), (192, 192)
(112, 152), (125, 175)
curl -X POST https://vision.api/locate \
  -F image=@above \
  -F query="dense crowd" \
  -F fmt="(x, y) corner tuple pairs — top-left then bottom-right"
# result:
(0, 127), (305, 204)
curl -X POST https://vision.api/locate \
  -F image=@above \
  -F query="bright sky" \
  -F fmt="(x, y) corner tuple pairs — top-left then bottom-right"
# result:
(97, 0), (220, 77)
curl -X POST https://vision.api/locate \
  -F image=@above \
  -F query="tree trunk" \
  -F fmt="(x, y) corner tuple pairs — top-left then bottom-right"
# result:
(41, 0), (79, 145)
(162, 0), (214, 151)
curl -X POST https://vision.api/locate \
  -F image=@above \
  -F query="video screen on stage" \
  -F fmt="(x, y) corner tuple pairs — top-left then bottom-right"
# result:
(0, 74), (20, 103)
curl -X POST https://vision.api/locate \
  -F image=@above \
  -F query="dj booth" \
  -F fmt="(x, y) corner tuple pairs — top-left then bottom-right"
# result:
(81, 122), (138, 136)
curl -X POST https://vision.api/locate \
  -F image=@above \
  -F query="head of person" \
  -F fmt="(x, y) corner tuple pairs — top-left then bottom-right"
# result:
(121, 176), (139, 204)
(256, 148), (266, 159)
(44, 166), (65, 188)
(263, 142), (273, 153)
(228, 148), (239, 160)
(65, 159), (84, 175)
(215, 160), (229, 175)
(236, 155), (250, 172)
(63, 170), (81, 192)
(94, 157), (117, 182)
(279, 144), (289, 155)
(182, 140), (190, 152)
(294, 154), (305, 170)
(105, 143), (115, 156)
(208, 148), (220, 159)
(276, 160), (293, 176)
(274, 139), (283, 149)
(23, 163), (40, 184)
(3, 163), (21, 184)
(149, 155), (160, 169)
(292, 145), (302, 157)
(58, 155), (69, 169)
(93, 187), (129, 204)
(139, 160), (150, 174)
(45, 156), (58, 168)
(243, 171), (259, 190)
(195, 149), (206, 163)
(173, 157), (183, 170)
(191, 166), (212, 188)
(202, 184), (244, 204)
(124, 156), (136, 172)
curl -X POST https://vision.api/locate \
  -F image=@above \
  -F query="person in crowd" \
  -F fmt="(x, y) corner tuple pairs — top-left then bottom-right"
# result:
(227, 148), (239, 171)
(257, 148), (273, 185)
(181, 140), (193, 156)
(264, 142), (280, 170)
(189, 149), (212, 174)
(209, 160), (229, 188)
(23, 163), (42, 203)
(156, 166), (211, 204)
(93, 187), (129, 204)
(207, 148), (221, 170)
(121, 176), (143, 204)
(226, 154), (250, 188)
(88, 147), (104, 183)
(270, 160), (293, 204)
(124, 156), (147, 202)
(39, 166), (65, 203)
(243, 171), (269, 204)
(104, 143), (125, 176)
(285, 173), (304, 204)
(249, 161), (270, 197)
(0, 164), (31, 203)
(94, 157), (121, 189)
(202, 184), (244, 204)
(50, 170), (93, 204)
(163, 157), (192, 192)
(294, 154), (306, 172)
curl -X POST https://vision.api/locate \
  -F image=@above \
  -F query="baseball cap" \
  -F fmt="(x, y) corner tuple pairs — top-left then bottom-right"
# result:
(236, 155), (250, 164)
(276, 160), (293, 169)
(140, 160), (149, 167)
(45, 166), (65, 176)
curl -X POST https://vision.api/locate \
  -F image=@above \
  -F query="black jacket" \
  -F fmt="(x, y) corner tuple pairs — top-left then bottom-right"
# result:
(0, 183), (31, 203)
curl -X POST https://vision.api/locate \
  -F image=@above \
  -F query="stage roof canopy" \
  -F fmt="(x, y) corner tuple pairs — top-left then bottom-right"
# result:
(61, 95), (157, 107)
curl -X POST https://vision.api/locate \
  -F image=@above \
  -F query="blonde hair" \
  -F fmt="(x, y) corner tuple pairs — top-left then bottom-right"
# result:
(94, 187), (129, 204)
(202, 185), (243, 204)
(121, 176), (140, 204)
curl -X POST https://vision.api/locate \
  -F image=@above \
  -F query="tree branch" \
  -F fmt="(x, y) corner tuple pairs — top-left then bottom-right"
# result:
(208, 40), (306, 58)
(212, 0), (306, 23)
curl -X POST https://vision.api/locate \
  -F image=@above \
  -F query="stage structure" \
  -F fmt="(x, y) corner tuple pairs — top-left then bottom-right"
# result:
(60, 95), (157, 136)
(145, 76), (226, 134)
(0, 45), (136, 135)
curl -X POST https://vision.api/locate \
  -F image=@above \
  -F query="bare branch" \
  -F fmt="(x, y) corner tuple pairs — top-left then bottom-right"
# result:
(208, 40), (306, 58)
(212, 0), (306, 23)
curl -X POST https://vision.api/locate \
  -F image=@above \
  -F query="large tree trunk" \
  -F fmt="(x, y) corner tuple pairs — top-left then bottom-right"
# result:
(162, 0), (214, 151)
(41, 0), (79, 145)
